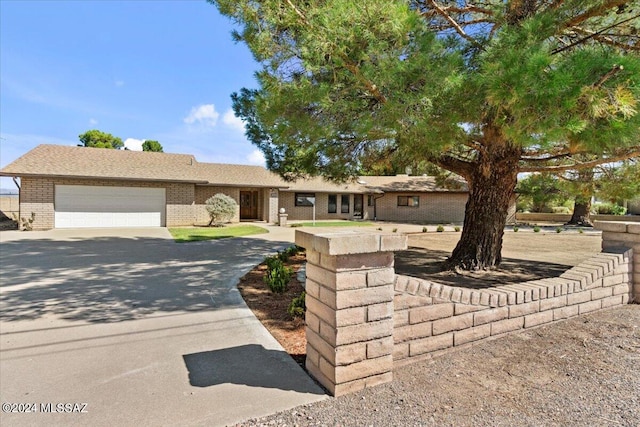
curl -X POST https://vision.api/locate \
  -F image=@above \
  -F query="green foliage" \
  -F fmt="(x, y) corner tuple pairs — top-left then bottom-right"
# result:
(516, 174), (568, 213)
(276, 245), (301, 262)
(578, 228), (584, 234)
(205, 193), (238, 225)
(422, 226), (428, 233)
(142, 140), (163, 152)
(436, 225), (445, 232)
(169, 225), (267, 242)
(513, 226), (519, 233)
(78, 130), (123, 149)
(454, 226), (461, 232)
(392, 228), (398, 233)
(593, 203), (626, 215)
(288, 292), (306, 319)
(533, 226), (541, 233)
(556, 227), (562, 233)
(263, 257), (292, 293)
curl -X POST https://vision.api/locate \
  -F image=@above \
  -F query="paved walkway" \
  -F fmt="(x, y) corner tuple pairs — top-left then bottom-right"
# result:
(0, 226), (325, 427)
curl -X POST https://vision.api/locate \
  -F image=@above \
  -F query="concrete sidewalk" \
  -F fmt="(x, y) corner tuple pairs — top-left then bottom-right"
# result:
(0, 227), (326, 427)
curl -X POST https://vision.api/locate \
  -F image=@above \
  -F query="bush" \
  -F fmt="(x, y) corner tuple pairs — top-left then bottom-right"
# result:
(288, 292), (306, 318)
(12, 212), (35, 231)
(436, 225), (444, 232)
(593, 203), (626, 215)
(454, 226), (461, 232)
(513, 226), (519, 232)
(392, 228), (398, 232)
(552, 206), (571, 214)
(533, 226), (541, 233)
(556, 227), (562, 233)
(277, 245), (302, 262)
(263, 257), (292, 293)
(205, 193), (237, 226)
(422, 226), (428, 233)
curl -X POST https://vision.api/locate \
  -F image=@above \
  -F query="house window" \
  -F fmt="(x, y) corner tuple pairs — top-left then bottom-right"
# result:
(295, 193), (316, 207)
(367, 195), (374, 206)
(398, 196), (419, 207)
(341, 195), (350, 213)
(328, 194), (337, 213)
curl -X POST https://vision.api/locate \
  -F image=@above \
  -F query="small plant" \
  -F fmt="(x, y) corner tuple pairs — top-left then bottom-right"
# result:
(377, 227), (383, 231)
(513, 226), (519, 232)
(556, 227), (562, 233)
(12, 212), (35, 231)
(288, 291), (306, 318)
(205, 193), (237, 226)
(454, 226), (461, 232)
(578, 228), (584, 234)
(277, 245), (302, 262)
(392, 228), (398, 233)
(422, 226), (428, 233)
(533, 226), (541, 233)
(264, 257), (292, 293)
(436, 225), (445, 232)
(290, 223), (303, 227)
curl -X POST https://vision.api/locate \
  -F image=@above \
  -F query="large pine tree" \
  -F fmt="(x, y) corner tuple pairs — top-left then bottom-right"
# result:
(212, 0), (640, 270)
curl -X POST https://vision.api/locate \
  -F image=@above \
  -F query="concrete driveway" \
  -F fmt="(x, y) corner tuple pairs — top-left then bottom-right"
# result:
(0, 226), (325, 427)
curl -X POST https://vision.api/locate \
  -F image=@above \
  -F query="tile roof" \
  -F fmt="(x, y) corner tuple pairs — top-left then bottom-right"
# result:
(0, 144), (468, 193)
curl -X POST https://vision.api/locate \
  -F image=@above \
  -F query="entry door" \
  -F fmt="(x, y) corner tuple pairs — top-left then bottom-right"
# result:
(353, 194), (363, 218)
(240, 191), (259, 219)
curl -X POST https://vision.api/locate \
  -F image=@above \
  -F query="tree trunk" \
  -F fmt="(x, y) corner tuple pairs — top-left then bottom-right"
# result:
(566, 196), (593, 227)
(446, 144), (521, 271)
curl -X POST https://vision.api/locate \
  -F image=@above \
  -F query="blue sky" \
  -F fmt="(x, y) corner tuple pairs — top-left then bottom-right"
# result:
(0, 0), (263, 190)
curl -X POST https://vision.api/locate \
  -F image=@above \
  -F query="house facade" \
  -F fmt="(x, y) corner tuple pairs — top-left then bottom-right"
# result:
(1, 145), (471, 230)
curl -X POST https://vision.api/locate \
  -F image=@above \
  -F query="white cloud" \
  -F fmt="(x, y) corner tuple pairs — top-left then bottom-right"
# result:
(222, 109), (245, 132)
(124, 138), (144, 151)
(89, 118), (98, 125)
(246, 149), (266, 166)
(184, 104), (219, 127)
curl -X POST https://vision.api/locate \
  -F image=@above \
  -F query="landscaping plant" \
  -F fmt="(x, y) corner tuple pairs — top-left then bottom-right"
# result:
(205, 193), (238, 226)
(288, 291), (306, 319)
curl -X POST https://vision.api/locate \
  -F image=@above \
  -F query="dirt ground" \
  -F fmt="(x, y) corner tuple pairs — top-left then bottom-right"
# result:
(238, 230), (638, 426)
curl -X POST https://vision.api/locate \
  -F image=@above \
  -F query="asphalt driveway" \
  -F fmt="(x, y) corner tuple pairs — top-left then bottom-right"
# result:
(0, 226), (325, 427)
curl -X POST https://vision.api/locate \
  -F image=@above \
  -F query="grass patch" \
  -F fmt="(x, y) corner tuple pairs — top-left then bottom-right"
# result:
(292, 221), (375, 227)
(169, 225), (268, 242)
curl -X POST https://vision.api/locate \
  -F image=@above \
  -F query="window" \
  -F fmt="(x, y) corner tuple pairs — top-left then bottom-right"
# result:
(367, 195), (374, 206)
(398, 196), (419, 207)
(328, 194), (337, 213)
(341, 194), (350, 213)
(295, 193), (315, 207)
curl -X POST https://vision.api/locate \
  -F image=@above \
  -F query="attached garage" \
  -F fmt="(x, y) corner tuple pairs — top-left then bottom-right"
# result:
(54, 185), (166, 228)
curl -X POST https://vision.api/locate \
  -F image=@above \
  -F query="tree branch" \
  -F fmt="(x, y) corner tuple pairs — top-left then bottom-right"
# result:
(427, 152), (474, 180)
(563, 0), (629, 28)
(425, 0), (483, 47)
(520, 148), (640, 173)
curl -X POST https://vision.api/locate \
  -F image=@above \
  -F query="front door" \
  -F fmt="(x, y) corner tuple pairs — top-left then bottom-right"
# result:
(240, 191), (259, 220)
(353, 194), (363, 218)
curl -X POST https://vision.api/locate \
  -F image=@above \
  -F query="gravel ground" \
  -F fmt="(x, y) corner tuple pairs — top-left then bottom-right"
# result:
(237, 304), (639, 427)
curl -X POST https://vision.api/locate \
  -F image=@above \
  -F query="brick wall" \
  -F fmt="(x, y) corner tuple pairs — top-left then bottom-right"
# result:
(195, 186), (240, 224)
(298, 223), (637, 396)
(19, 177), (196, 229)
(374, 192), (467, 223)
(280, 192), (364, 221)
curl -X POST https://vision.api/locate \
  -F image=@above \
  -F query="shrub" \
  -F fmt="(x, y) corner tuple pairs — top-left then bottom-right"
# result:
(205, 193), (237, 226)
(513, 226), (519, 232)
(578, 228), (584, 234)
(422, 226), (428, 233)
(377, 227), (383, 231)
(533, 226), (541, 233)
(263, 257), (292, 293)
(277, 245), (302, 262)
(556, 227), (562, 233)
(12, 212), (35, 231)
(392, 228), (398, 233)
(288, 292), (306, 318)
(436, 225), (444, 232)
(454, 226), (461, 232)
(552, 206), (571, 214)
(593, 203), (626, 215)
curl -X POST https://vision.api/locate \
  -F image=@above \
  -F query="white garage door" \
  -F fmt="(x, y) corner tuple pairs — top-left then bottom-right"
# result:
(55, 185), (166, 228)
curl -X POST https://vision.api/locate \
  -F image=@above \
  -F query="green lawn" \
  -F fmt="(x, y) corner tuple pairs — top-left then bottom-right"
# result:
(292, 221), (375, 227)
(169, 225), (268, 242)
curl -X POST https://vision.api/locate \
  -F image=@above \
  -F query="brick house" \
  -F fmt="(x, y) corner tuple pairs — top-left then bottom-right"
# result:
(0, 144), (472, 230)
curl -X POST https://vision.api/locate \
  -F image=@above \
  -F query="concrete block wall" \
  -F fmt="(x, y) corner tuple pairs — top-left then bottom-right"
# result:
(295, 230), (407, 396)
(393, 247), (633, 362)
(299, 223), (636, 396)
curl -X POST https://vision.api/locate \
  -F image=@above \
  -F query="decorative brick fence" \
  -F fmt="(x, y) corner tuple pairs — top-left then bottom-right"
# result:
(295, 221), (638, 396)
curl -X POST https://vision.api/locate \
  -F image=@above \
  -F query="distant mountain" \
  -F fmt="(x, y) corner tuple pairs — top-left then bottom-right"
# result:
(0, 188), (18, 195)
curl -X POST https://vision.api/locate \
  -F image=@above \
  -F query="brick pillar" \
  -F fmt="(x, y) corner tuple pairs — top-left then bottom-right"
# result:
(595, 221), (640, 302)
(295, 230), (407, 396)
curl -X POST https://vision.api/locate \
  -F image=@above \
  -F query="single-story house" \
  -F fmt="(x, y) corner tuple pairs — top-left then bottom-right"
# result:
(0, 144), (471, 230)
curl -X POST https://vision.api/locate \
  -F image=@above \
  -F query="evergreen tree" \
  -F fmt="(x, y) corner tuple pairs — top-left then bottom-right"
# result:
(212, 0), (640, 270)
(78, 129), (123, 149)
(142, 140), (163, 152)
